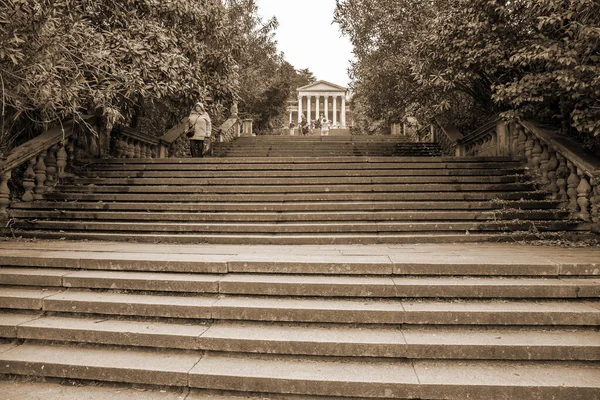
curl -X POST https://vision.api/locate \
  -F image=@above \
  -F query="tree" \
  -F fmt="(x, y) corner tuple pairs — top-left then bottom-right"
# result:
(0, 0), (237, 155)
(224, 0), (317, 134)
(335, 0), (600, 147)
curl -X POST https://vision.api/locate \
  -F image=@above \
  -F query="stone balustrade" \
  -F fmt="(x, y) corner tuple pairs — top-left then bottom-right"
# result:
(0, 117), (96, 217)
(430, 117), (600, 226)
(112, 127), (162, 159)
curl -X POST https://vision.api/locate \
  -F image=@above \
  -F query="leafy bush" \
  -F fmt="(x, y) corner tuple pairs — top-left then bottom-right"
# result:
(0, 0), (236, 155)
(335, 0), (600, 149)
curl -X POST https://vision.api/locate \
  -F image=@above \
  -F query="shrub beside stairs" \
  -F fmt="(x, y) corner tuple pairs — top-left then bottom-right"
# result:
(0, 135), (598, 398)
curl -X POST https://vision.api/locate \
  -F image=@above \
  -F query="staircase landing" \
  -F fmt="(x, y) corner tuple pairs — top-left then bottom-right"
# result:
(0, 240), (599, 399)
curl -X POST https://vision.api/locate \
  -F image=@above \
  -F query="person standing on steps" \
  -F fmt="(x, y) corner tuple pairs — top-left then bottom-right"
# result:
(187, 102), (212, 157)
(299, 114), (309, 136)
(320, 114), (330, 136)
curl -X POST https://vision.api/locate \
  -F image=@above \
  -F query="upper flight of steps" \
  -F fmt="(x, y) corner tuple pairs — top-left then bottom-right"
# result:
(212, 135), (443, 157)
(6, 135), (589, 243)
(0, 242), (599, 398)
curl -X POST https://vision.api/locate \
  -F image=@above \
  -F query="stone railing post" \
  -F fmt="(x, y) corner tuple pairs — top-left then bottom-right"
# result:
(555, 154), (569, 203)
(22, 158), (36, 202)
(34, 150), (47, 200)
(576, 169), (592, 222)
(0, 169), (11, 217)
(546, 150), (559, 195)
(45, 144), (58, 190)
(495, 122), (511, 156)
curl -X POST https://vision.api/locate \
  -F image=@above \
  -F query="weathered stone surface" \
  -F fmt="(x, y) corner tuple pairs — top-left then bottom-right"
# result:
(199, 321), (406, 357)
(17, 316), (209, 349)
(43, 291), (217, 319)
(401, 300), (600, 325)
(189, 353), (420, 398)
(0, 313), (39, 338)
(0, 380), (189, 400)
(63, 270), (222, 293)
(219, 274), (396, 297)
(413, 360), (600, 400)
(0, 288), (63, 311)
(0, 268), (69, 287)
(0, 343), (200, 386)
(212, 296), (405, 324)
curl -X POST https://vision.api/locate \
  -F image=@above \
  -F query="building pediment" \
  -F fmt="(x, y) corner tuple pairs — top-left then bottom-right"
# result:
(298, 80), (347, 93)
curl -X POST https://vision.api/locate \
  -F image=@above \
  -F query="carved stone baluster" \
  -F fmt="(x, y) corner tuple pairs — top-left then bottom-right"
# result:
(531, 139), (543, 177)
(34, 150), (47, 199)
(566, 161), (580, 214)
(22, 158), (36, 202)
(590, 180), (600, 222)
(149, 146), (156, 159)
(126, 139), (135, 158)
(134, 141), (141, 158)
(539, 144), (550, 185)
(0, 169), (11, 216)
(115, 137), (125, 158)
(524, 133), (534, 169)
(56, 142), (68, 179)
(510, 125), (519, 157)
(555, 155), (569, 203)
(516, 125), (527, 161)
(143, 143), (150, 158)
(45, 145), (58, 189)
(66, 138), (76, 172)
(576, 170), (592, 222)
(546, 150), (559, 197)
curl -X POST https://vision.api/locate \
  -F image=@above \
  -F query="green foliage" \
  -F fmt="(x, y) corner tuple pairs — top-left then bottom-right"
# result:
(0, 0), (236, 154)
(335, 0), (600, 145)
(226, 0), (316, 134)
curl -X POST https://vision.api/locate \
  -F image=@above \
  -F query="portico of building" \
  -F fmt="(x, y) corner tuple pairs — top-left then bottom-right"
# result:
(288, 81), (350, 128)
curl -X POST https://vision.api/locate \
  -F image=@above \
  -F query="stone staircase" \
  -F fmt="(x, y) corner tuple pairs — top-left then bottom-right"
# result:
(1, 135), (598, 398)
(5, 135), (589, 243)
(0, 242), (599, 399)
(212, 135), (443, 157)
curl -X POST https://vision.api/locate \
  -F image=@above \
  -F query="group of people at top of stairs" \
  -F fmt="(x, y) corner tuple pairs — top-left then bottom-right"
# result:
(296, 113), (331, 136)
(185, 102), (333, 158)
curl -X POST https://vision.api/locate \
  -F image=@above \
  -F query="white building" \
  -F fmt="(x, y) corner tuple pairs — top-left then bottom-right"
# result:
(287, 80), (350, 128)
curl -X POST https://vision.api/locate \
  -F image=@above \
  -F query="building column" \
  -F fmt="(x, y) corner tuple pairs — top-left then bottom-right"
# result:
(333, 96), (338, 126)
(325, 96), (329, 122)
(306, 96), (311, 123)
(341, 96), (346, 128)
(289, 111), (293, 125)
(316, 96), (320, 120)
(297, 95), (303, 124)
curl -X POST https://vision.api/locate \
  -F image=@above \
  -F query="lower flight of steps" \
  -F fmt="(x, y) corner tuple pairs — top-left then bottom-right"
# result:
(211, 136), (443, 157)
(0, 243), (599, 399)
(6, 156), (591, 243)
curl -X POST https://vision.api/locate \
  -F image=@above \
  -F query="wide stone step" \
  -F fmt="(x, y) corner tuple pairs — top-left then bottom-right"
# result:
(88, 159), (521, 171)
(13, 219), (581, 234)
(41, 191), (549, 202)
(2, 242), (596, 276)
(69, 175), (524, 186)
(79, 167), (525, 178)
(12, 230), (593, 244)
(9, 209), (568, 222)
(1, 314), (598, 360)
(55, 182), (536, 194)
(0, 343), (597, 399)
(2, 268), (597, 298)
(10, 199), (560, 212)
(2, 288), (599, 325)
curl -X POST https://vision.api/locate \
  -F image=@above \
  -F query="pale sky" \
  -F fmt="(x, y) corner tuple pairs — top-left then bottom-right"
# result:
(257, 0), (354, 88)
